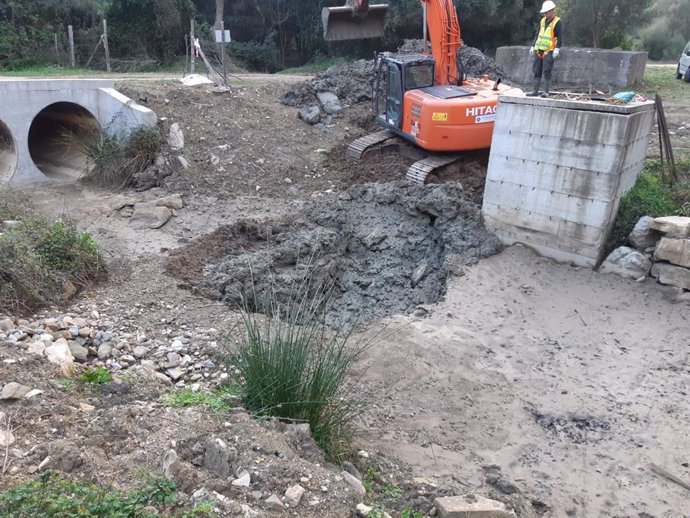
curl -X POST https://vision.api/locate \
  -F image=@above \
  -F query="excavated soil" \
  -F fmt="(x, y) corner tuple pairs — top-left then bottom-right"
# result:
(166, 182), (500, 326)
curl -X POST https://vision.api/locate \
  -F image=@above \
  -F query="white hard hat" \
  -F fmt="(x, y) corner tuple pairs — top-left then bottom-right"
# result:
(540, 1), (556, 13)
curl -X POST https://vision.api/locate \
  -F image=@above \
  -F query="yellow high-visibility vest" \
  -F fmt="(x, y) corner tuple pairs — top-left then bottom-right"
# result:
(535, 16), (559, 52)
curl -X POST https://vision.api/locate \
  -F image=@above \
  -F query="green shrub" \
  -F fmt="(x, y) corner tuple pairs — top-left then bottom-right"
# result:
(229, 41), (280, 73)
(0, 472), (176, 517)
(162, 384), (243, 413)
(79, 366), (113, 385)
(64, 125), (161, 189)
(230, 276), (369, 460)
(611, 169), (679, 248)
(0, 217), (106, 314)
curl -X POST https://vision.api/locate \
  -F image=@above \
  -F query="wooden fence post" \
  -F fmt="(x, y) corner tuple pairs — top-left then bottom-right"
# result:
(103, 19), (111, 72)
(68, 25), (76, 67)
(190, 20), (196, 74)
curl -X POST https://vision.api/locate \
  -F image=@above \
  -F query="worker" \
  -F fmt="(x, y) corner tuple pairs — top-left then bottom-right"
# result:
(527, 1), (562, 97)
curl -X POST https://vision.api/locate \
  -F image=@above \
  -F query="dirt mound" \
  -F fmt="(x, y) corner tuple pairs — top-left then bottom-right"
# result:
(281, 43), (506, 112)
(280, 60), (375, 109)
(397, 39), (507, 78)
(168, 182), (501, 327)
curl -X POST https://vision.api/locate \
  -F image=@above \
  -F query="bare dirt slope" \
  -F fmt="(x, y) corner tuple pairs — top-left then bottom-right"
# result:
(3, 68), (690, 518)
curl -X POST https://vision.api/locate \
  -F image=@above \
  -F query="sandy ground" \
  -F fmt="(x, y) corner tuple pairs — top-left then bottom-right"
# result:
(354, 245), (690, 517)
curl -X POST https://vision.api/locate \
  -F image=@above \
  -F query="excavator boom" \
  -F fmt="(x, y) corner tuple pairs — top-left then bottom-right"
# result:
(322, 0), (389, 42)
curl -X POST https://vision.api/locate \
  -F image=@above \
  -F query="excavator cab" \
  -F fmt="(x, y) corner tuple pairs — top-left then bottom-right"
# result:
(373, 53), (435, 131)
(322, 0), (389, 41)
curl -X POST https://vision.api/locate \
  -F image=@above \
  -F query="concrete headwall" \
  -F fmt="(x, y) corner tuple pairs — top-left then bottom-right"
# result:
(496, 46), (647, 90)
(482, 95), (655, 267)
(0, 79), (156, 183)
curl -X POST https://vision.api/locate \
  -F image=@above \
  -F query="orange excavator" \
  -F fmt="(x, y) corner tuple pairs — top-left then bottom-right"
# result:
(322, 0), (522, 184)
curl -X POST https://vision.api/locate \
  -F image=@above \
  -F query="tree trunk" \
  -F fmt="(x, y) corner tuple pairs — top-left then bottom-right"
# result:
(213, 0), (224, 30)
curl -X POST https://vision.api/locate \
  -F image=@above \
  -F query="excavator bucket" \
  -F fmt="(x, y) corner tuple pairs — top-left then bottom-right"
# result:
(322, 4), (389, 42)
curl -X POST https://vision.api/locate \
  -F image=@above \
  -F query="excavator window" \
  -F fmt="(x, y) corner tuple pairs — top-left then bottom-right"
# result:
(405, 63), (434, 90)
(387, 64), (403, 128)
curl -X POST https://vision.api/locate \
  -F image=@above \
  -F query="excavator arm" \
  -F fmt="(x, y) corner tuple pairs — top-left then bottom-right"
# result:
(322, 0), (389, 41)
(420, 0), (462, 86)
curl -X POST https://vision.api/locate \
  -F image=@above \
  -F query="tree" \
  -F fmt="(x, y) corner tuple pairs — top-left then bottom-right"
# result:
(561, 0), (652, 48)
(214, 0), (223, 30)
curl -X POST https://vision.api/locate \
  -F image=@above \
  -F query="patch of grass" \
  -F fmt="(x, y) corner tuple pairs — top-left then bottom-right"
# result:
(62, 125), (161, 189)
(0, 472), (179, 517)
(382, 483), (404, 498)
(0, 215), (106, 315)
(401, 507), (424, 518)
(0, 66), (97, 77)
(56, 379), (75, 391)
(79, 366), (113, 385)
(230, 273), (370, 461)
(161, 384), (243, 414)
(638, 66), (689, 103)
(280, 56), (349, 74)
(0, 185), (31, 221)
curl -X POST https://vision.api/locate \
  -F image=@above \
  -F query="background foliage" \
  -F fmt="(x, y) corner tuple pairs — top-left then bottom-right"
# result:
(0, 0), (687, 71)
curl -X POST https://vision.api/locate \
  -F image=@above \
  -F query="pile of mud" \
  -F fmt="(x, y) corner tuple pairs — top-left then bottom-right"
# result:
(169, 182), (501, 327)
(281, 41), (506, 110)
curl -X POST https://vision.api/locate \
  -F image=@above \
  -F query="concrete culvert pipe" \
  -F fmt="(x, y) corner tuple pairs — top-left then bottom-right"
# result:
(0, 120), (18, 182)
(28, 102), (101, 180)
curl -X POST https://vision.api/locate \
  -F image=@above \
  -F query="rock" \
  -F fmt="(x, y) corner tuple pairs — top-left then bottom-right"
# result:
(651, 263), (690, 290)
(98, 343), (113, 360)
(133, 346), (148, 358)
(44, 338), (75, 367)
(356, 503), (373, 517)
(1, 382), (32, 400)
(599, 246), (652, 280)
(129, 204), (173, 230)
(341, 470), (366, 497)
(27, 342), (47, 355)
(265, 495), (284, 511)
(655, 237), (690, 268)
(79, 402), (96, 412)
(156, 194), (184, 210)
(434, 494), (517, 518)
(317, 92), (343, 115)
(168, 122), (185, 151)
(285, 484), (305, 506)
(25, 389), (43, 399)
(299, 106), (322, 125)
(166, 367), (185, 381)
(342, 461), (362, 480)
(204, 438), (237, 478)
(176, 156), (190, 171)
(0, 318), (13, 332)
(649, 216), (690, 238)
(232, 470), (251, 488)
(162, 449), (180, 480)
(483, 465), (519, 495)
(0, 429), (15, 447)
(165, 352), (181, 368)
(628, 216), (660, 250)
(68, 341), (88, 363)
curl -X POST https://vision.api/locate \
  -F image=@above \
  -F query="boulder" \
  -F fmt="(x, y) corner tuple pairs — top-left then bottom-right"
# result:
(317, 92), (343, 115)
(655, 237), (690, 268)
(285, 484), (305, 507)
(299, 106), (322, 125)
(44, 338), (75, 366)
(434, 494), (517, 518)
(129, 204), (173, 230)
(649, 216), (690, 238)
(1, 382), (32, 400)
(651, 263), (690, 291)
(204, 438), (237, 478)
(599, 246), (652, 280)
(168, 123), (185, 151)
(628, 216), (660, 250)
(341, 470), (366, 497)
(156, 194), (184, 210)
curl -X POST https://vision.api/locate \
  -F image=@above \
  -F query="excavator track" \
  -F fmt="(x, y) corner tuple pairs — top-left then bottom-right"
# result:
(406, 153), (462, 185)
(346, 130), (396, 160)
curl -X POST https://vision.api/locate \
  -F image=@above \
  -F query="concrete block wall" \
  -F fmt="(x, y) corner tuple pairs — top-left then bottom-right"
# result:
(495, 46), (647, 90)
(482, 95), (655, 267)
(0, 79), (156, 183)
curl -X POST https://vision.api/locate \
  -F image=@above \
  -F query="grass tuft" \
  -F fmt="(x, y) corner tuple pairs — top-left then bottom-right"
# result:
(79, 366), (113, 385)
(229, 270), (371, 461)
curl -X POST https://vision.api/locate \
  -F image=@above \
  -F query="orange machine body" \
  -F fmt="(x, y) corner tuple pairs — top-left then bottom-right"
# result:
(402, 79), (506, 152)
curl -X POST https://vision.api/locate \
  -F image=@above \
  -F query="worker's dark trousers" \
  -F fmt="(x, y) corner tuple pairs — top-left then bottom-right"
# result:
(531, 52), (555, 94)
(533, 52), (555, 81)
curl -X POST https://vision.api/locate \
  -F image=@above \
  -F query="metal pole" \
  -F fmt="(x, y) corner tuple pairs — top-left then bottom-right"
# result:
(68, 25), (76, 67)
(103, 19), (111, 72)
(190, 20), (196, 74)
(422, 2), (428, 55)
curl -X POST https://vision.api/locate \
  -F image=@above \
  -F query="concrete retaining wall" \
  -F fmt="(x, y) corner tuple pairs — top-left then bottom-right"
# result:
(0, 79), (156, 183)
(496, 46), (647, 90)
(482, 95), (655, 267)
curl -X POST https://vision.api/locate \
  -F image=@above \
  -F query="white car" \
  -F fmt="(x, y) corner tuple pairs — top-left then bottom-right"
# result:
(677, 40), (690, 82)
